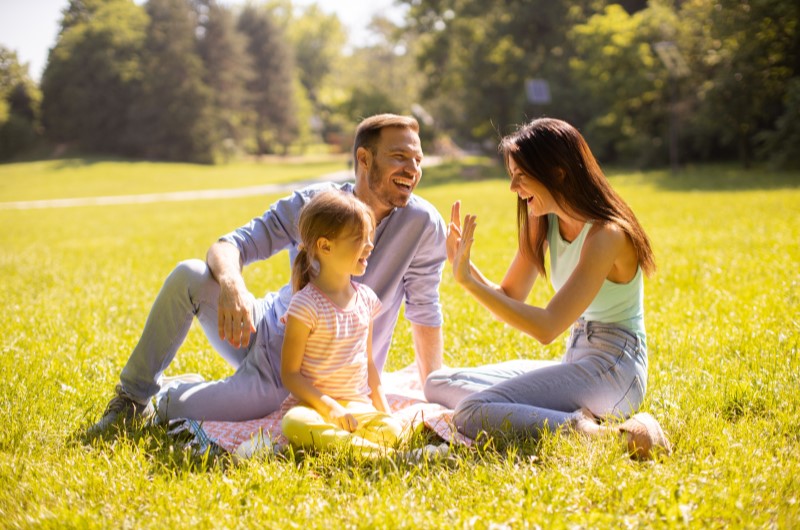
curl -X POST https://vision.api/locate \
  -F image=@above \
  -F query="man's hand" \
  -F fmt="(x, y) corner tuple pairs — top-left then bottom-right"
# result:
(207, 241), (256, 348)
(217, 276), (256, 349)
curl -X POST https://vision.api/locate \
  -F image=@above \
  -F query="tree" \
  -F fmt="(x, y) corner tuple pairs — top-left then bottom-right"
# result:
(401, 0), (606, 148)
(285, 3), (346, 110)
(568, 3), (677, 165)
(40, 0), (147, 155)
(129, 0), (214, 163)
(679, 0), (799, 167)
(195, 0), (252, 158)
(238, 4), (298, 155)
(0, 47), (41, 160)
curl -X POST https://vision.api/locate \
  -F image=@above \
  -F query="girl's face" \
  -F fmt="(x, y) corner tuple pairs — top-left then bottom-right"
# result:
(508, 157), (557, 218)
(325, 228), (375, 277)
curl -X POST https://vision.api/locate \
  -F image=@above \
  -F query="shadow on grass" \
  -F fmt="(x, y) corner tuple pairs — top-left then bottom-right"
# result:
(73, 420), (234, 474)
(418, 156), (506, 188)
(614, 164), (800, 192)
(422, 159), (800, 193)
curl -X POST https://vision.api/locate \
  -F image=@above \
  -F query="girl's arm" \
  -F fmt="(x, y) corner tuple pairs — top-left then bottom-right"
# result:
(453, 214), (626, 344)
(366, 322), (391, 414)
(281, 315), (357, 432)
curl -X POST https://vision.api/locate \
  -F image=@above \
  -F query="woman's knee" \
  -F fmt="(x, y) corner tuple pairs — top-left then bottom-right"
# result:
(453, 394), (484, 434)
(423, 367), (453, 403)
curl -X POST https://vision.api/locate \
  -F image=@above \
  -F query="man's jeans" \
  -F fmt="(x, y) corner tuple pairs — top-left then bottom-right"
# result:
(118, 259), (289, 421)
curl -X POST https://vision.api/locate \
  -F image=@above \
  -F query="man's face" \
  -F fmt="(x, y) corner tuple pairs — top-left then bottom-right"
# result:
(360, 127), (423, 215)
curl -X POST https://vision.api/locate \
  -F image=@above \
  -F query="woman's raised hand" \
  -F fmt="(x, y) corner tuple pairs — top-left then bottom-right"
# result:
(452, 212), (477, 286)
(446, 201), (463, 264)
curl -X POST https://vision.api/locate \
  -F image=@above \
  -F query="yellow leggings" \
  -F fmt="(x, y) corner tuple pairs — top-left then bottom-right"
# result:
(281, 401), (404, 457)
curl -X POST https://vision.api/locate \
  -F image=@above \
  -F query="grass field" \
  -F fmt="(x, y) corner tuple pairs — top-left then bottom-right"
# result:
(0, 157), (798, 528)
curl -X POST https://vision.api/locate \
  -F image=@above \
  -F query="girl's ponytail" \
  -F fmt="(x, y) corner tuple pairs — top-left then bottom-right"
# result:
(292, 245), (313, 293)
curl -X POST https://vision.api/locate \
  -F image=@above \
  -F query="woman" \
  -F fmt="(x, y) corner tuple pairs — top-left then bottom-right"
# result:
(426, 118), (670, 459)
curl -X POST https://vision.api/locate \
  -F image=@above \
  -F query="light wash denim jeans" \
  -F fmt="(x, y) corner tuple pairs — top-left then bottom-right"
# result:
(118, 259), (289, 421)
(425, 320), (647, 439)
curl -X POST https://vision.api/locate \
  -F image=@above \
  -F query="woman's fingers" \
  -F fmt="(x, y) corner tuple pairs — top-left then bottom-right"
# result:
(461, 214), (477, 244)
(450, 200), (461, 228)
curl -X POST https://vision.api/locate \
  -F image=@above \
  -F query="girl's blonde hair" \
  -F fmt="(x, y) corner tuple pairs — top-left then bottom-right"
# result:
(292, 190), (375, 292)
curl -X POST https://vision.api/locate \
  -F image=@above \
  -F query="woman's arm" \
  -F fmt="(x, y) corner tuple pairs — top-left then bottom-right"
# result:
(453, 214), (626, 344)
(448, 201), (538, 302)
(281, 315), (357, 431)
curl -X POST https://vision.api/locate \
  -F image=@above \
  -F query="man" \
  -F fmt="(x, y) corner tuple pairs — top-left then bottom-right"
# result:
(90, 114), (446, 430)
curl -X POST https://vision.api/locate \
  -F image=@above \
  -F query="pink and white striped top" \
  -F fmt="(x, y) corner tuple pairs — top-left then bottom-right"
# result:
(283, 282), (382, 403)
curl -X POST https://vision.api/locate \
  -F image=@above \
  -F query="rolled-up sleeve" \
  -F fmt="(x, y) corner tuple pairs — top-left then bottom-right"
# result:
(402, 207), (447, 327)
(218, 185), (335, 266)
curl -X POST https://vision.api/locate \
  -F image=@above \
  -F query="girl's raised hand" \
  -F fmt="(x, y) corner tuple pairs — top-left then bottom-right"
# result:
(446, 201), (463, 263)
(452, 213), (477, 285)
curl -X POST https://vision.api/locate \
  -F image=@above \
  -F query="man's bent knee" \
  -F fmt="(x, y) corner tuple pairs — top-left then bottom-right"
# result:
(168, 259), (212, 288)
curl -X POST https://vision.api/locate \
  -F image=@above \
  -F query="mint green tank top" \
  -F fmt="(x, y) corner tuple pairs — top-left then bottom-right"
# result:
(547, 214), (646, 343)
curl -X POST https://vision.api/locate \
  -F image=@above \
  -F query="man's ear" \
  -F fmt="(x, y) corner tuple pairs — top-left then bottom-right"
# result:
(356, 146), (372, 173)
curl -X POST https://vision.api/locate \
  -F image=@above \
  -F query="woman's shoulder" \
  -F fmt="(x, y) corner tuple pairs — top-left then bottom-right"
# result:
(586, 222), (639, 280)
(588, 220), (628, 242)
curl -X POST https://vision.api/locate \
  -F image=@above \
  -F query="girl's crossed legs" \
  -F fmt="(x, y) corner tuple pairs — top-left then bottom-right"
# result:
(281, 401), (404, 457)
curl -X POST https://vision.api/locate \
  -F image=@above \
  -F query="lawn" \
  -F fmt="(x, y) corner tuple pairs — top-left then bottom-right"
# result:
(0, 158), (798, 528)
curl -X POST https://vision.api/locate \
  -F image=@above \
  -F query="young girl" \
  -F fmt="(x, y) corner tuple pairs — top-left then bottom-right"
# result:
(425, 118), (671, 459)
(280, 190), (403, 457)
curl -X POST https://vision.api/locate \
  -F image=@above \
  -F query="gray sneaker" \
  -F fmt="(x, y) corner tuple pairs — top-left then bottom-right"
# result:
(88, 392), (155, 434)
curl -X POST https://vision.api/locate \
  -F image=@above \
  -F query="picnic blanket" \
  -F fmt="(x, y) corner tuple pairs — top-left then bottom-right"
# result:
(177, 365), (472, 454)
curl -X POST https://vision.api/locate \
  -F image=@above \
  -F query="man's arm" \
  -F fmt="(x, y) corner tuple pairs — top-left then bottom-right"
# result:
(207, 240), (256, 349)
(411, 322), (443, 384)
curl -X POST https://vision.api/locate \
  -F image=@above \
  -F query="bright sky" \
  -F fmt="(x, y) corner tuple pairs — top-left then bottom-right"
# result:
(0, 0), (406, 82)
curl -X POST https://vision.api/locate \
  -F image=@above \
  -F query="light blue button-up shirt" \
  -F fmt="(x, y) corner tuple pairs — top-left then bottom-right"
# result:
(220, 181), (447, 372)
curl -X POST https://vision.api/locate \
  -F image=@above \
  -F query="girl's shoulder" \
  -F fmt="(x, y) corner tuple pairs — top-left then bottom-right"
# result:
(352, 281), (381, 307)
(353, 281), (378, 298)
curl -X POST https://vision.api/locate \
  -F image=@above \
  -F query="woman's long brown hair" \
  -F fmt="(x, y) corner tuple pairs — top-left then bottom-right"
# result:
(499, 118), (655, 278)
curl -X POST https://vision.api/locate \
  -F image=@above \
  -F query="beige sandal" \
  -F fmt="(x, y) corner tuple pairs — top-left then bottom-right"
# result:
(618, 412), (672, 460)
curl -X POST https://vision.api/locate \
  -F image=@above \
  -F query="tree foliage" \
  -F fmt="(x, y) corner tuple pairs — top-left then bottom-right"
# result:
(195, 0), (252, 158)
(127, 0), (214, 163)
(10, 0), (798, 167)
(402, 0), (799, 168)
(679, 0), (799, 167)
(0, 47), (41, 160)
(569, 3), (674, 165)
(41, 0), (147, 154)
(238, 4), (298, 154)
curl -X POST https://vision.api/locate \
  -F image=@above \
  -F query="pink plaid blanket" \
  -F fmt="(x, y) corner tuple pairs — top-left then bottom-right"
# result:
(197, 365), (472, 453)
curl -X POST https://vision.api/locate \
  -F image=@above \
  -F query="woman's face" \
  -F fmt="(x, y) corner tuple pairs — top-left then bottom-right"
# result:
(508, 157), (557, 218)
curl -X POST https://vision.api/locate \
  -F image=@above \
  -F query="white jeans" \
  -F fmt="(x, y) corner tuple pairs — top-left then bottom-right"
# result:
(424, 320), (647, 439)
(118, 259), (289, 421)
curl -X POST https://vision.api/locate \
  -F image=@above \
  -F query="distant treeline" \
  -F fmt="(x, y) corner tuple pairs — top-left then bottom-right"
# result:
(1, 0), (798, 169)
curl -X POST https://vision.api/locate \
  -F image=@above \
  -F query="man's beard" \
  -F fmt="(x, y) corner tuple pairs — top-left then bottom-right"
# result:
(368, 160), (412, 209)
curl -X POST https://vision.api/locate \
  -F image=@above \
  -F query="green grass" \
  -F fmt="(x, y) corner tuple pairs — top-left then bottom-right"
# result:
(1, 158), (799, 528)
